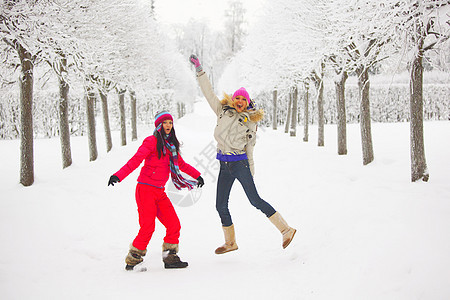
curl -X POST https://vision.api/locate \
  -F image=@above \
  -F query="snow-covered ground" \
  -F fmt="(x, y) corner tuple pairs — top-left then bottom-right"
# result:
(1, 101), (449, 300)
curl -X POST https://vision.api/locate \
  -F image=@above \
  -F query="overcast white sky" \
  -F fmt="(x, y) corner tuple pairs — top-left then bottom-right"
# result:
(152, 0), (267, 31)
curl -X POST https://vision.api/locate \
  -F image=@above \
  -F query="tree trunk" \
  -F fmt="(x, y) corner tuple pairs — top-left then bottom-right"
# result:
(85, 84), (98, 161)
(335, 70), (348, 155)
(118, 89), (127, 146)
(99, 91), (112, 152)
(317, 64), (325, 147)
(290, 86), (298, 137)
(357, 66), (374, 165)
(272, 89), (278, 130)
(58, 56), (72, 168)
(130, 90), (137, 141)
(177, 103), (181, 118)
(285, 94), (292, 134)
(17, 43), (34, 186)
(410, 35), (429, 182)
(303, 83), (309, 142)
(177, 102), (186, 119)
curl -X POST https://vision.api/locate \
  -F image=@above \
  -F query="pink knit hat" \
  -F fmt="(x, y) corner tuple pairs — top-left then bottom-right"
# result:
(232, 87), (250, 104)
(154, 111), (173, 127)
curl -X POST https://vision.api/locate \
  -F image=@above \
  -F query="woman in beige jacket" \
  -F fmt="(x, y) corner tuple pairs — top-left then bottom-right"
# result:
(190, 54), (296, 254)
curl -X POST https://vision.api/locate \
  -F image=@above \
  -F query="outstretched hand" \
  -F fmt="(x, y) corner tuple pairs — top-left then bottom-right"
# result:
(197, 175), (205, 188)
(189, 54), (203, 72)
(108, 175), (120, 186)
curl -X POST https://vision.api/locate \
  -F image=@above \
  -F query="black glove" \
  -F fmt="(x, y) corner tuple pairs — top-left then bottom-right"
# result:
(196, 176), (204, 188)
(108, 175), (120, 186)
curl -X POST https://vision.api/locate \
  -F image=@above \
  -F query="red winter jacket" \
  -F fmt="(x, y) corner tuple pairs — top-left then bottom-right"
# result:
(114, 135), (200, 188)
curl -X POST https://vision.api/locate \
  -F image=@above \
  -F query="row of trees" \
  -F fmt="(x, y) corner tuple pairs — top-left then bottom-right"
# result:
(0, 86), (187, 139)
(1, 0), (196, 186)
(2, 79), (447, 139)
(254, 80), (449, 127)
(219, 0), (449, 182)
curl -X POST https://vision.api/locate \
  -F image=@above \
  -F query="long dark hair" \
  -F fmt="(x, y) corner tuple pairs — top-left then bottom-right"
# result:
(155, 127), (181, 159)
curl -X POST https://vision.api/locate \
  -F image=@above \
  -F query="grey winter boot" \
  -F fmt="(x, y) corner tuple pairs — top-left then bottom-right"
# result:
(162, 243), (188, 269)
(215, 224), (238, 254)
(269, 212), (297, 249)
(125, 244), (147, 270)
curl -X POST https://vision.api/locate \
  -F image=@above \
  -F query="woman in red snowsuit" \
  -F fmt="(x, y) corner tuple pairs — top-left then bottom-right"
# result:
(108, 111), (204, 270)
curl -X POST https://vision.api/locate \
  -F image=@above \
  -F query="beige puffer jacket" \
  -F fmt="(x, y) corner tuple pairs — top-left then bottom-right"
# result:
(197, 71), (264, 175)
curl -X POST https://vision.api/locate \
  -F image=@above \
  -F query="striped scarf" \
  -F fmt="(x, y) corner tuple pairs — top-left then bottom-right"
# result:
(154, 124), (197, 190)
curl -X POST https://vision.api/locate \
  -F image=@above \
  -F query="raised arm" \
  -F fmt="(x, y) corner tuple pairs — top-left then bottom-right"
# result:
(190, 54), (222, 116)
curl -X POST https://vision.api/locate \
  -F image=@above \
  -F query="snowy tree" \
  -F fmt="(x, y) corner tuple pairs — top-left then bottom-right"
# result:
(130, 89), (137, 141)
(311, 62), (325, 146)
(391, 0), (449, 182)
(330, 0), (448, 178)
(323, 0), (448, 172)
(272, 90), (278, 130)
(98, 80), (114, 152)
(171, 19), (228, 90)
(85, 80), (98, 161)
(1, 0), (82, 185)
(333, 65), (348, 155)
(324, 0), (400, 165)
(285, 93), (292, 133)
(117, 87), (127, 147)
(224, 0), (247, 54)
(58, 54), (72, 168)
(302, 82), (310, 142)
(289, 86), (298, 137)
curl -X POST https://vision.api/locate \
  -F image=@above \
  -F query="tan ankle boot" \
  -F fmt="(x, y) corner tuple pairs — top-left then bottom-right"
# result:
(215, 224), (238, 254)
(269, 212), (297, 249)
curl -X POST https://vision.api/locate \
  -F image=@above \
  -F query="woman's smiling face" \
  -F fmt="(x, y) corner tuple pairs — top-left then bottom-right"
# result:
(233, 95), (248, 113)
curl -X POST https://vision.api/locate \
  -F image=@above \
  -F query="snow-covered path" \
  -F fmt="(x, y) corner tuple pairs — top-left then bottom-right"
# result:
(1, 101), (449, 299)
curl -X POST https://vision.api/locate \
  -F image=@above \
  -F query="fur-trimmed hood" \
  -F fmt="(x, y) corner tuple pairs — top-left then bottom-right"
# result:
(220, 93), (264, 123)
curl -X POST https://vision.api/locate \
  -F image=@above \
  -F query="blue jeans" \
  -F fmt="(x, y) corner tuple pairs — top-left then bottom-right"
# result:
(216, 160), (276, 226)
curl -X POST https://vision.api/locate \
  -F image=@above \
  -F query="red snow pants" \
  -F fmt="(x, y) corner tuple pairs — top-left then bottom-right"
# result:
(132, 184), (181, 251)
